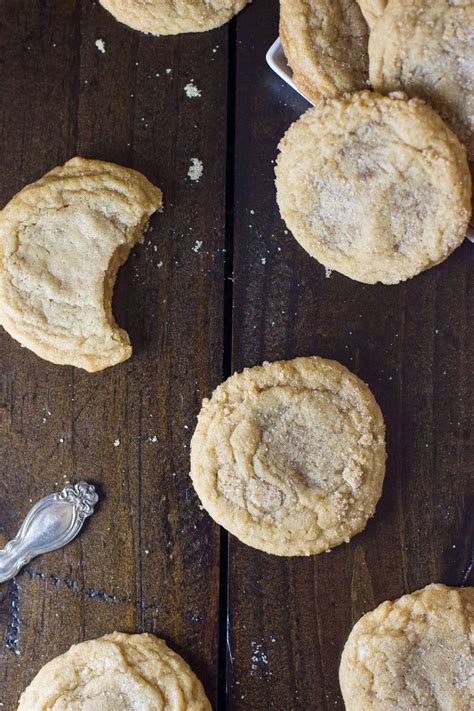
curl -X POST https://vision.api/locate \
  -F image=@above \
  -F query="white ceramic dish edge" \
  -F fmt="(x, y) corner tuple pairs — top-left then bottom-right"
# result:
(265, 38), (474, 243)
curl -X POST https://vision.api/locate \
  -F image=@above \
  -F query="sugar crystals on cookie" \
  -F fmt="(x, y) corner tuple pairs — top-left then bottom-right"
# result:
(190, 356), (386, 556)
(340, 583), (474, 710)
(99, 0), (249, 35)
(275, 91), (471, 284)
(18, 632), (212, 710)
(280, 0), (370, 102)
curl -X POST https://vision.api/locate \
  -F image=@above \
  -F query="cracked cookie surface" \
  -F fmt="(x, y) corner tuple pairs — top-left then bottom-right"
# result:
(275, 91), (471, 284)
(356, 0), (387, 27)
(369, 0), (474, 160)
(99, 0), (249, 35)
(340, 584), (474, 710)
(0, 157), (162, 371)
(190, 357), (386, 556)
(18, 632), (211, 710)
(280, 0), (369, 102)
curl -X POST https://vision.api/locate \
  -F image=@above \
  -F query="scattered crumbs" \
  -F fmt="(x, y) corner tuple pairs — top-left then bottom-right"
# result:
(250, 642), (270, 674)
(188, 157), (204, 182)
(325, 266), (333, 279)
(95, 38), (106, 54)
(113, 438), (121, 447)
(144, 549), (150, 555)
(250, 209), (255, 215)
(435, 329), (439, 334)
(212, 45), (220, 53)
(165, 67), (172, 75)
(261, 257), (266, 265)
(148, 435), (158, 443)
(192, 240), (203, 253)
(157, 261), (163, 268)
(58, 437), (64, 444)
(184, 80), (202, 98)
(155, 72), (160, 78)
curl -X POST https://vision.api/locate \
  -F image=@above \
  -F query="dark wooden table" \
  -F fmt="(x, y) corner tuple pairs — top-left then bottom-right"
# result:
(0, 1), (472, 709)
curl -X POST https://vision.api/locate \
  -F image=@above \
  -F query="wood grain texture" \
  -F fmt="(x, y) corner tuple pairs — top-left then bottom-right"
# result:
(0, 1), (228, 708)
(227, 1), (474, 709)
(0, 0), (472, 709)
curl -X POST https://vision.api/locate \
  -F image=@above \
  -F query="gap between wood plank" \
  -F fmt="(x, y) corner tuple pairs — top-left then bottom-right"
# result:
(218, 14), (238, 710)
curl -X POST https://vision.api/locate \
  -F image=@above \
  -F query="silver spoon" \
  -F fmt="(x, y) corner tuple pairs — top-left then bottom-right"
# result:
(0, 481), (98, 583)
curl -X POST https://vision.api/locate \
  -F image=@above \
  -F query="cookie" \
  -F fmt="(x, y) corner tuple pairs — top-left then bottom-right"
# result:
(190, 356), (386, 556)
(18, 632), (211, 710)
(99, 0), (248, 35)
(340, 583), (474, 710)
(275, 91), (471, 284)
(280, 0), (369, 102)
(0, 157), (162, 371)
(356, 0), (387, 27)
(369, 0), (474, 160)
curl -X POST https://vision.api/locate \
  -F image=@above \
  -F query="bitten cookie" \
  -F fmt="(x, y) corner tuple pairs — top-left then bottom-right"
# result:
(356, 0), (387, 27)
(340, 584), (474, 710)
(99, 0), (248, 35)
(190, 356), (386, 556)
(0, 157), (162, 371)
(280, 0), (369, 102)
(369, 0), (474, 160)
(18, 632), (211, 710)
(275, 91), (471, 284)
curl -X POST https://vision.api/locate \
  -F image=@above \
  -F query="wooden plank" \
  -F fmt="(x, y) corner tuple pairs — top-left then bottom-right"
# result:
(228, 1), (474, 708)
(0, 2), (228, 707)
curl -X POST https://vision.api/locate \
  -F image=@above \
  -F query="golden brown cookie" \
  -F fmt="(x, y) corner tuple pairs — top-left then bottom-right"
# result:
(0, 157), (162, 371)
(18, 632), (211, 710)
(280, 0), (369, 102)
(99, 0), (249, 35)
(369, 0), (474, 160)
(275, 91), (471, 284)
(356, 0), (387, 27)
(340, 584), (474, 710)
(190, 356), (386, 556)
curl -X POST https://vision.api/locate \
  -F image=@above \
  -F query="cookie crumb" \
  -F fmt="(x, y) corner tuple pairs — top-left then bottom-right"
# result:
(192, 240), (203, 253)
(113, 439), (120, 447)
(184, 80), (202, 98)
(188, 158), (204, 182)
(95, 39), (106, 54)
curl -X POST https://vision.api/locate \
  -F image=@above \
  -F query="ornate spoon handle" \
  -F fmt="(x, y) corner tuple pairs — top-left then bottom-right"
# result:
(0, 481), (98, 583)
